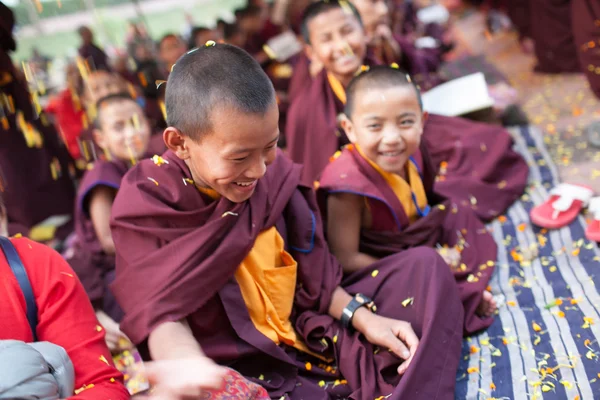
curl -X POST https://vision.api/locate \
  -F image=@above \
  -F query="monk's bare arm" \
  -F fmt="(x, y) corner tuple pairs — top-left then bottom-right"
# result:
(148, 320), (205, 360)
(327, 193), (379, 272)
(89, 186), (117, 255)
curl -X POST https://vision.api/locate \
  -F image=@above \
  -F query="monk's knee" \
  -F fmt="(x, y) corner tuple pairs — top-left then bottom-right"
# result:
(406, 246), (454, 278)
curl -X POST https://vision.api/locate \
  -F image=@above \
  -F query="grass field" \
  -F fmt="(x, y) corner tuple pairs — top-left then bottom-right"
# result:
(11, 0), (244, 61)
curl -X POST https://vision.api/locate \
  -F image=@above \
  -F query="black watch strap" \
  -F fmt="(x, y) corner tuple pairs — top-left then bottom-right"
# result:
(340, 293), (375, 329)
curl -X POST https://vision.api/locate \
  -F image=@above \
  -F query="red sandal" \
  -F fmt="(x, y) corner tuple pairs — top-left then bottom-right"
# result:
(530, 183), (594, 229)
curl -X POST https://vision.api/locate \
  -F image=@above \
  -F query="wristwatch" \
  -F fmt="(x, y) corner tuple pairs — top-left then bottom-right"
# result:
(340, 293), (376, 329)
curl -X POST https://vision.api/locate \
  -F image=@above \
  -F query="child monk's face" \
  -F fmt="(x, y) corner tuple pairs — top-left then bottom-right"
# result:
(160, 36), (187, 69)
(343, 85), (424, 175)
(182, 102), (280, 203)
(84, 71), (124, 107)
(306, 8), (367, 84)
(352, 0), (389, 38)
(94, 99), (151, 162)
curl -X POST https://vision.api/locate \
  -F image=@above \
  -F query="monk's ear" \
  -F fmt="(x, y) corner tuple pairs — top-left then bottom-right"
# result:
(340, 115), (357, 143)
(304, 43), (317, 64)
(422, 111), (429, 124)
(163, 127), (190, 160)
(92, 128), (107, 150)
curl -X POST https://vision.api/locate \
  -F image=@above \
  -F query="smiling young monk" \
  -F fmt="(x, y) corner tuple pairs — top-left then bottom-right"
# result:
(109, 43), (464, 399)
(286, 0), (528, 223)
(317, 66), (498, 335)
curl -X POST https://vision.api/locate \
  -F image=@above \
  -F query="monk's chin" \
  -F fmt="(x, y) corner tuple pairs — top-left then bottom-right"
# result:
(227, 181), (258, 202)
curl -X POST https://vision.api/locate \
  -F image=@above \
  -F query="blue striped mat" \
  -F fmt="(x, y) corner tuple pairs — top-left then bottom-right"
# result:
(455, 126), (600, 400)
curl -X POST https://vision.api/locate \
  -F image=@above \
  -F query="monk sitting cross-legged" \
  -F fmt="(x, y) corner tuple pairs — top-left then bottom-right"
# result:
(317, 66), (498, 335)
(109, 43), (464, 399)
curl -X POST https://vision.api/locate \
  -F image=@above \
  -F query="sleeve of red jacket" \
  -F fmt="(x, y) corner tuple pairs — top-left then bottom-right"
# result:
(15, 238), (130, 399)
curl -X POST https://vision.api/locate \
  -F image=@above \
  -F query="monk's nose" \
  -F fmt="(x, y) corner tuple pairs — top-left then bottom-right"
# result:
(247, 158), (267, 179)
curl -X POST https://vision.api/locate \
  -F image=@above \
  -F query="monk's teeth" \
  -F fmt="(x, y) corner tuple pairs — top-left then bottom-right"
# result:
(234, 181), (255, 187)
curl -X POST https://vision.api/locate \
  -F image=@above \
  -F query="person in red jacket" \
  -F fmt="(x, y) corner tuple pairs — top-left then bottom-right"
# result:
(0, 192), (129, 400)
(46, 63), (86, 160)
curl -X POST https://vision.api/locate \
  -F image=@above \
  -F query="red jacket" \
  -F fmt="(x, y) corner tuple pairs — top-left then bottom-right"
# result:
(0, 237), (129, 399)
(46, 89), (85, 160)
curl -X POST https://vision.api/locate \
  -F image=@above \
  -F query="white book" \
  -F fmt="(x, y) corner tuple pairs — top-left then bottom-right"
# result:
(421, 72), (494, 117)
(417, 4), (450, 25)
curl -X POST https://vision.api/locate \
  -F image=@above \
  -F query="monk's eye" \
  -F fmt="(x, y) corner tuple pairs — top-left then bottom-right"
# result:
(400, 119), (415, 126)
(341, 25), (355, 36)
(367, 123), (382, 130)
(231, 156), (249, 162)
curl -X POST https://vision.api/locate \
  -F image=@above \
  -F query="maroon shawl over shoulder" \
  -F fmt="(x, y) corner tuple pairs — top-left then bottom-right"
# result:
(286, 69), (349, 185)
(572, 0), (600, 99)
(66, 159), (129, 322)
(318, 143), (496, 334)
(110, 150), (463, 399)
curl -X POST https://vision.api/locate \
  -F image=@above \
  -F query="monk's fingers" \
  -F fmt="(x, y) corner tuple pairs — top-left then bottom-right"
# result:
(104, 332), (122, 352)
(392, 322), (419, 356)
(381, 331), (411, 361)
(116, 331), (134, 350)
(397, 353), (415, 376)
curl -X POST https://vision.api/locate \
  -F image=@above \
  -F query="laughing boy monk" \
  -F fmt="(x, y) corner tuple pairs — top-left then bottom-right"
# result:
(317, 66), (498, 335)
(109, 43), (464, 399)
(286, 0), (528, 221)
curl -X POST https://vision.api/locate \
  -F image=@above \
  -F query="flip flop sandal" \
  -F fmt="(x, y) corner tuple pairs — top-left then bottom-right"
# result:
(530, 183), (594, 229)
(585, 197), (600, 242)
(586, 121), (600, 148)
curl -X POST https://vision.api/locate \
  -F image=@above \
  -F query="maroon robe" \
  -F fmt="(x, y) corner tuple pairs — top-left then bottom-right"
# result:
(285, 68), (528, 220)
(287, 53), (312, 103)
(0, 4), (75, 239)
(572, 0), (600, 99)
(530, 0), (580, 73)
(78, 43), (110, 71)
(317, 143), (496, 334)
(65, 159), (128, 322)
(503, 0), (532, 41)
(372, 34), (444, 91)
(391, 0), (446, 44)
(110, 150), (464, 400)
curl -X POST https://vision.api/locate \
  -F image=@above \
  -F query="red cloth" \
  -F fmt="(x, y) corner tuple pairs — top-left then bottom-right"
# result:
(46, 89), (85, 160)
(0, 238), (129, 399)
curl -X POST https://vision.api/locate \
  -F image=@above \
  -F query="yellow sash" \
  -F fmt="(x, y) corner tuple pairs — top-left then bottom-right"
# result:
(195, 185), (329, 360)
(354, 145), (428, 223)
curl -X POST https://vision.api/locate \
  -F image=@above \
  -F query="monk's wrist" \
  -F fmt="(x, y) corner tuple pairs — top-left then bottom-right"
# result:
(351, 307), (373, 334)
